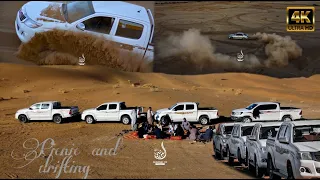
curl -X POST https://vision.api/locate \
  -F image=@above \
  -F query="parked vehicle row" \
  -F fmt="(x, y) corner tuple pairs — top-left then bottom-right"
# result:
(213, 120), (320, 179)
(15, 101), (304, 125)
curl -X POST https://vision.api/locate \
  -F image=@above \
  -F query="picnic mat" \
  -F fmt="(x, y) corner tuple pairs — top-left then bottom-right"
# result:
(123, 131), (182, 140)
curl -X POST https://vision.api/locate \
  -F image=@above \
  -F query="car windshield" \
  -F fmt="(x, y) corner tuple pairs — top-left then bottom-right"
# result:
(246, 103), (258, 110)
(293, 125), (320, 142)
(63, 1), (95, 23)
(241, 126), (254, 136)
(259, 126), (280, 139)
(169, 104), (177, 110)
(224, 126), (234, 135)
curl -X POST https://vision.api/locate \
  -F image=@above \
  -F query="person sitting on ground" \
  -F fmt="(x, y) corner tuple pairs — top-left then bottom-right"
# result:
(199, 126), (214, 142)
(137, 124), (145, 138)
(154, 126), (163, 139)
(188, 125), (199, 141)
(156, 121), (163, 131)
(168, 122), (175, 135)
(182, 118), (190, 131)
(175, 124), (185, 137)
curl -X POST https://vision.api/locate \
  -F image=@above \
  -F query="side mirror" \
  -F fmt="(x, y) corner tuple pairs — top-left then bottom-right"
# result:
(29, 107), (33, 110)
(279, 137), (290, 144)
(76, 23), (85, 31)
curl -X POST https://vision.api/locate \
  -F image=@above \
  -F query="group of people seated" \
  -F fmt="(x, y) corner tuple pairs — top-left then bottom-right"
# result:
(133, 117), (214, 142)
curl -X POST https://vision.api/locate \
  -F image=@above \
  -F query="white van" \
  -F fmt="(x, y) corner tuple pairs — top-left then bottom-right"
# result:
(15, 1), (154, 60)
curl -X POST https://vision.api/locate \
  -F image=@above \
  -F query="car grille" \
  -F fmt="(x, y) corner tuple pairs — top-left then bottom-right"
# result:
(19, 10), (26, 21)
(314, 152), (320, 162)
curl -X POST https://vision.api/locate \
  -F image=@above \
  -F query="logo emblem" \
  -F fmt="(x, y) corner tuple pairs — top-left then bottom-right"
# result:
(237, 50), (244, 62)
(153, 141), (167, 165)
(79, 54), (86, 66)
(286, 7), (315, 32)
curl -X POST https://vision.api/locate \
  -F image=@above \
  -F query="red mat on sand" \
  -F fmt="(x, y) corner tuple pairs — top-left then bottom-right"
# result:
(123, 132), (182, 140)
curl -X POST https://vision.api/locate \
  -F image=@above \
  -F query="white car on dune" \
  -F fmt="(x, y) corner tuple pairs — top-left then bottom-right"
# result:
(15, 1), (154, 60)
(228, 32), (248, 40)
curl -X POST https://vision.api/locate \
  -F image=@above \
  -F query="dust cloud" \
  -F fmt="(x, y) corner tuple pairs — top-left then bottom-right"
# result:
(16, 29), (152, 72)
(155, 29), (302, 74)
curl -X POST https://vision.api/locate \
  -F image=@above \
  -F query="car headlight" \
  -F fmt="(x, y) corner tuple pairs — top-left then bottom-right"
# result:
(299, 152), (315, 160)
(233, 112), (243, 116)
(24, 18), (42, 28)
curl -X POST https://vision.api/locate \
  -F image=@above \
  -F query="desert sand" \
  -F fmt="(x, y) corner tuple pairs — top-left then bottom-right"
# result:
(0, 1), (320, 179)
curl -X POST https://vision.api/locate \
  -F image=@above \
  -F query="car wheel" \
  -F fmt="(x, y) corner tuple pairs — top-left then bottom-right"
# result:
(247, 151), (254, 172)
(227, 147), (234, 165)
(287, 162), (294, 179)
(267, 156), (281, 179)
(242, 117), (252, 123)
(85, 115), (95, 124)
(199, 116), (209, 125)
(214, 146), (220, 160)
(18, 114), (29, 123)
(282, 116), (292, 122)
(53, 115), (63, 124)
(160, 116), (169, 126)
(121, 115), (131, 125)
(255, 155), (264, 178)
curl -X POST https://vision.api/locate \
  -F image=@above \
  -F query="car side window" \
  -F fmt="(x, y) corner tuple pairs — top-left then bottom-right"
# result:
(97, 105), (108, 111)
(174, 105), (184, 111)
(31, 104), (41, 110)
(82, 16), (115, 34)
(108, 104), (117, 110)
(277, 125), (287, 140)
(41, 104), (50, 109)
(186, 104), (195, 110)
(115, 19), (144, 40)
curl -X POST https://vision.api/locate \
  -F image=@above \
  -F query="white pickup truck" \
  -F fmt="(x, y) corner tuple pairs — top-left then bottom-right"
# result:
(266, 120), (320, 179)
(81, 101), (138, 124)
(15, 1), (154, 60)
(226, 122), (255, 166)
(213, 123), (235, 160)
(246, 122), (282, 178)
(154, 102), (219, 126)
(15, 101), (79, 124)
(231, 102), (302, 123)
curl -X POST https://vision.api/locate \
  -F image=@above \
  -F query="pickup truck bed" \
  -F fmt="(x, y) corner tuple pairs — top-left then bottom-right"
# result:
(280, 107), (300, 110)
(53, 106), (78, 109)
(198, 107), (217, 110)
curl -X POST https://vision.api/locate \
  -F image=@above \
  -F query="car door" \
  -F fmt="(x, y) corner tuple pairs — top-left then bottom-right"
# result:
(170, 104), (185, 122)
(278, 125), (291, 175)
(230, 125), (239, 155)
(184, 104), (197, 122)
(95, 104), (109, 121)
(39, 103), (51, 120)
(259, 104), (279, 121)
(273, 125), (288, 171)
(106, 104), (120, 121)
(248, 126), (257, 162)
(27, 103), (41, 120)
(112, 18), (149, 59)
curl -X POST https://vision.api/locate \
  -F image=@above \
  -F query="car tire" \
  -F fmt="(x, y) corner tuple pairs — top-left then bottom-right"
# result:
(85, 115), (95, 124)
(248, 152), (254, 173)
(242, 117), (252, 123)
(199, 116), (209, 125)
(282, 115), (292, 122)
(121, 115), (131, 125)
(287, 162), (294, 179)
(267, 156), (281, 179)
(160, 116), (169, 126)
(18, 114), (29, 123)
(214, 146), (221, 160)
(227, 147), (234, 165)
(254, 155), (264, 178)
(53, 115), (63, 124)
